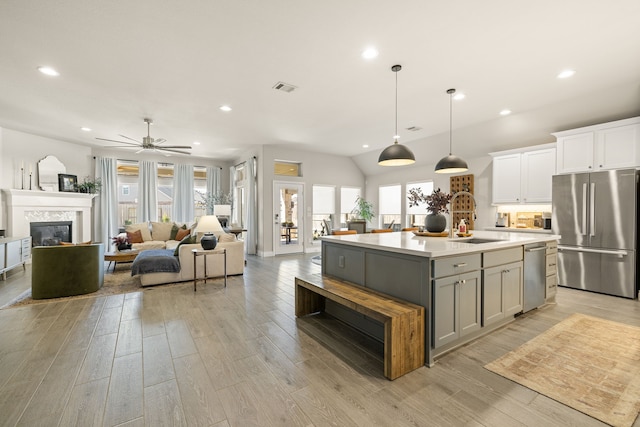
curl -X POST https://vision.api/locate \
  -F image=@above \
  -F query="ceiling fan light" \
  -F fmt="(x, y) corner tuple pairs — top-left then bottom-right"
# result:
(378, 141), (415, 166)
(434, 154), (468, 174)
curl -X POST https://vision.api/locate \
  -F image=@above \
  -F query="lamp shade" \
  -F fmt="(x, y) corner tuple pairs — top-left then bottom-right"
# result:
(434, 154), (469, 174)
(213, 204), (231, 216)
(194, 215), (224, 233)
(378, 141), (416, 166)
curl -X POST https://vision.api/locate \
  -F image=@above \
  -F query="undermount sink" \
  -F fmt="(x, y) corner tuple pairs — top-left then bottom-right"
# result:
(455, 238), (505, 244)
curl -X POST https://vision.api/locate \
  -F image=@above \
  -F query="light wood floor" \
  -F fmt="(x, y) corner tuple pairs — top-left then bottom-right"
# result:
(0, 254), (639, 427)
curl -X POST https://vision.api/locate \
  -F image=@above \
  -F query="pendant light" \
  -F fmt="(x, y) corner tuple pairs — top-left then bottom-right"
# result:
(435, 88), (468, 173)
(378, 65), (415, 166)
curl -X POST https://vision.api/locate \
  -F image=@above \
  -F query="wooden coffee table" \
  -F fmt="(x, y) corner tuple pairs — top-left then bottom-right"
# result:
(104, 250), (139, 272)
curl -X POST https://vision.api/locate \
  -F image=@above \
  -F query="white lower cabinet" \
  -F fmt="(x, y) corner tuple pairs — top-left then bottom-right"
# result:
(1, 237), (31, 279)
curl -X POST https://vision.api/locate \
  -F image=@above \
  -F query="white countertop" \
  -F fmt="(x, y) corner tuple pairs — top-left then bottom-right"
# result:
(483, 226), (553, 234)
(321, 229), (559, 258)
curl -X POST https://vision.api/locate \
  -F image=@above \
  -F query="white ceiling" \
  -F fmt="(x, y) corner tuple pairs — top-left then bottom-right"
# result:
(1, 0), (639, 175)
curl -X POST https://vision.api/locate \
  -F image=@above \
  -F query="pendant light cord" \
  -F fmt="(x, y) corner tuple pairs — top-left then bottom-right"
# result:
(395, 69), (398, 142)
(449, 90), (453, 155)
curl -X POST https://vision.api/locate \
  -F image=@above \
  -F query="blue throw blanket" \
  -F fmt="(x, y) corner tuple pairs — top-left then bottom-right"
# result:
(131, 249), (180, 276)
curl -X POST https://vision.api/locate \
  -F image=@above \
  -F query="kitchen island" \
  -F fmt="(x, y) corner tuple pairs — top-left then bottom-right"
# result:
(320, 230), (559, 366)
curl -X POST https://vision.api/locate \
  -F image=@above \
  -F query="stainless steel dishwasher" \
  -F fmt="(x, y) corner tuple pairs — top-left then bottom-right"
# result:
(523, 243), (546, 312)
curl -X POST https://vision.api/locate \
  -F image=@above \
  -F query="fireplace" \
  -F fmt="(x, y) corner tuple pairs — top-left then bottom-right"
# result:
(30, 221), (73, 246)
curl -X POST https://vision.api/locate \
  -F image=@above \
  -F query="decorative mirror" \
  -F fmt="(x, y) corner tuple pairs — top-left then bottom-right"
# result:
(38, 155), (66, 191)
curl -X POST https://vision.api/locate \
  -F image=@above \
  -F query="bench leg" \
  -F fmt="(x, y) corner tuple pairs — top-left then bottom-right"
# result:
(295, 284), (325, 317)
(384, 310), (425, 380)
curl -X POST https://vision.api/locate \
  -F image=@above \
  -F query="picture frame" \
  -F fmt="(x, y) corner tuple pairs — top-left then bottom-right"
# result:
(58, 173), (78, 192)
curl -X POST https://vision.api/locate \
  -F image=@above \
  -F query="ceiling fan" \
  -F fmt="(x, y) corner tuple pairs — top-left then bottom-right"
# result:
(96, 118), (192, 155)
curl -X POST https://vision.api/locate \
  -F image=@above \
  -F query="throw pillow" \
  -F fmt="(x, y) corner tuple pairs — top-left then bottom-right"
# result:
(127, 230), (144, 244)
(125, 222), (152, 241)
(169, 223), (188, 240)
(175, 227), (191, 241)
(151, 221), (174, 241)
(174, 234), (196, 256)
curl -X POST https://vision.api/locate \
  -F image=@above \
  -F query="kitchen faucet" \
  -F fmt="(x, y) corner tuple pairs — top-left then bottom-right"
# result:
(449, 190), (477, 238)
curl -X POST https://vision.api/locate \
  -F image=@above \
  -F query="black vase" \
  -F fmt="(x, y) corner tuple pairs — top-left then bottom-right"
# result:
(200, 233), (218, 250)
(118, 243), (132, 251)
(425, 213), (447, 233)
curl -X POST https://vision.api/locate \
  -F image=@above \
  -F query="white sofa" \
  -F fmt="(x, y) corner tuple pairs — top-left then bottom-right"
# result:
(124, 221), (244, 286)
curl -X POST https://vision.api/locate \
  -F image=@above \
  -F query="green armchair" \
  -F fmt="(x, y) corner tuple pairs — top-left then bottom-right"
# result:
(31, 244), (104, 299)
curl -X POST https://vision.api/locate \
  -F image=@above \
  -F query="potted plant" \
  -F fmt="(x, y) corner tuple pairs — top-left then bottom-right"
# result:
(347, 196), (375, 233)
(77, 176), (102, 194)
(407, 187), (452, 232)
(111, 233), (131, 251)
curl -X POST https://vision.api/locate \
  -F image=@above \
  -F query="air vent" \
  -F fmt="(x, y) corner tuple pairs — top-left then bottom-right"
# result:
(273, 81), (298, 93)
(406, 126), (422, 132)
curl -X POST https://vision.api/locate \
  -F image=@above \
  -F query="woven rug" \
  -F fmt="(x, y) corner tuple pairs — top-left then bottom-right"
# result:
(4, 267), (183, 308)
(485, 313), (640, 427)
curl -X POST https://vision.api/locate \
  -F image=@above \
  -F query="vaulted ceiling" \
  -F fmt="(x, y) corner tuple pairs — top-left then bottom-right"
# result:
(1, 1), (639, 175)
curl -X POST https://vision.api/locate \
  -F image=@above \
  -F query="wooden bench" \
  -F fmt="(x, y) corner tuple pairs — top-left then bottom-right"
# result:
(295, 274), (425, 380)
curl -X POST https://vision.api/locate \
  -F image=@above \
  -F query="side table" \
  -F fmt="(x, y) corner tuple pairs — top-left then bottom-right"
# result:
(192, 248), (227, 291)
(104, 250), (139, 272)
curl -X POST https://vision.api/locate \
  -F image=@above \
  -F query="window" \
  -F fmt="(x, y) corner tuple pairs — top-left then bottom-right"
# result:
(274, 160), (301, 176)
(378, 184), (401, 230)
(117, 160), (138, 226)
(340, 187), (361, 227)
(312, 185), (335, 238)
(407, 181), (434, 228)
(193, 166), (207, 219)
(157, 163), (173, 222)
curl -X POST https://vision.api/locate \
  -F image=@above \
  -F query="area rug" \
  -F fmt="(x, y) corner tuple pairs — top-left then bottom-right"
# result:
(485, 313), (640, 427)
(5, 268), (183, 308)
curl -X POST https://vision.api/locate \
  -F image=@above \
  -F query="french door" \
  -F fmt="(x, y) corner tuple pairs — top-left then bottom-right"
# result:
(273, 182), (304, 255)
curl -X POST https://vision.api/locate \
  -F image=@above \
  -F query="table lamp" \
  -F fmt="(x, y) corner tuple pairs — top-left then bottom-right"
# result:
(195, 215), (223, 250)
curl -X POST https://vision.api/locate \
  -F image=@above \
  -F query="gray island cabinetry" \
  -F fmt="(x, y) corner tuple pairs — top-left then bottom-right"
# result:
(321, 230), (557, 366)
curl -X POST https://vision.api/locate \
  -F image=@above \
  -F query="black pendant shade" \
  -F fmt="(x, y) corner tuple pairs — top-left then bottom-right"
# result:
(434, 154), (468, 173)
(435, 88), (468, 174)
(378, 140), (416, 166)
(378, 64), (415, 166)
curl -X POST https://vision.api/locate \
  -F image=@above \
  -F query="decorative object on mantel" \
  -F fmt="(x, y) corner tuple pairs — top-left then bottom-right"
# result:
(378, 64), (415, 166)
(195, 215), (223, 250)
(77, 176), (102, 194)
(449, 174), (475, 230)
(38, 155), (66, 191)
(58, 174), (78, 192)
(407, 187), (452, 233)
(435, 88), (469, 174)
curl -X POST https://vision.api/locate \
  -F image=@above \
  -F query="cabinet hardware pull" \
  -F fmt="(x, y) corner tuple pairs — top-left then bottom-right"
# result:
(454, 263), (467, 268)
(460, 280), (466, 284)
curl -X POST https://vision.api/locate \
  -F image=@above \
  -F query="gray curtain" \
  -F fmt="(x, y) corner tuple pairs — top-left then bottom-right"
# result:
(138, 160), (158, 222)
(172, 163), (194, 223)
(205, 166), (221, 215)
(94, 156), (118, 252)
(246, 157), (258, 255)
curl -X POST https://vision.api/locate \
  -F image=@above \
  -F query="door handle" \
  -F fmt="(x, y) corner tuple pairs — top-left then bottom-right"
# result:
(589, 182), (595, 237)
(453, 263), (467, 268)
(525, 246), (546, 252)
(581, 183), (587, 236)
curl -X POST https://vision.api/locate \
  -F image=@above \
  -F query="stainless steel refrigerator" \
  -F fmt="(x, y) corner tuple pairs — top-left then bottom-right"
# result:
(552, 169), (638, 299)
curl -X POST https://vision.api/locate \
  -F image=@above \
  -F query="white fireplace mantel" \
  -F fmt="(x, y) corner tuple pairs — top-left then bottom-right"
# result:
(2, 189), (96, 242)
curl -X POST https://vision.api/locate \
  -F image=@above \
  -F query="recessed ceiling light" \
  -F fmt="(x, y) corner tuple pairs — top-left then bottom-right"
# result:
(453, 92), (465, 101)
(80, 127), (92, 132)
(499, 109), (511, 116)
(362, 144), (369, 148)
(193, 141), (201, 145)
(37, 66), (59, 76)
(361, 47), (379, 59)
(219, 105), (232, 112)
(557, 69), (575, 79)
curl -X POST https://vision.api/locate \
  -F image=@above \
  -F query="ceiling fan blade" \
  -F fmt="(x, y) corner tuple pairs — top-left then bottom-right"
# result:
(157, 145), (192, 149)
(96, 137), (141, 146)
(135, 148), (146, 154)
(119, 134), (143, 144)
(105, 145), (142, 149)
(159, 148), (191, 155)
(154, 138), (167, 144)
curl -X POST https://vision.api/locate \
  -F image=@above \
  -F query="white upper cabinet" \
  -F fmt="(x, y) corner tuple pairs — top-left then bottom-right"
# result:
(554, 117), (640, 174)
(490, 144), (556, 205)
